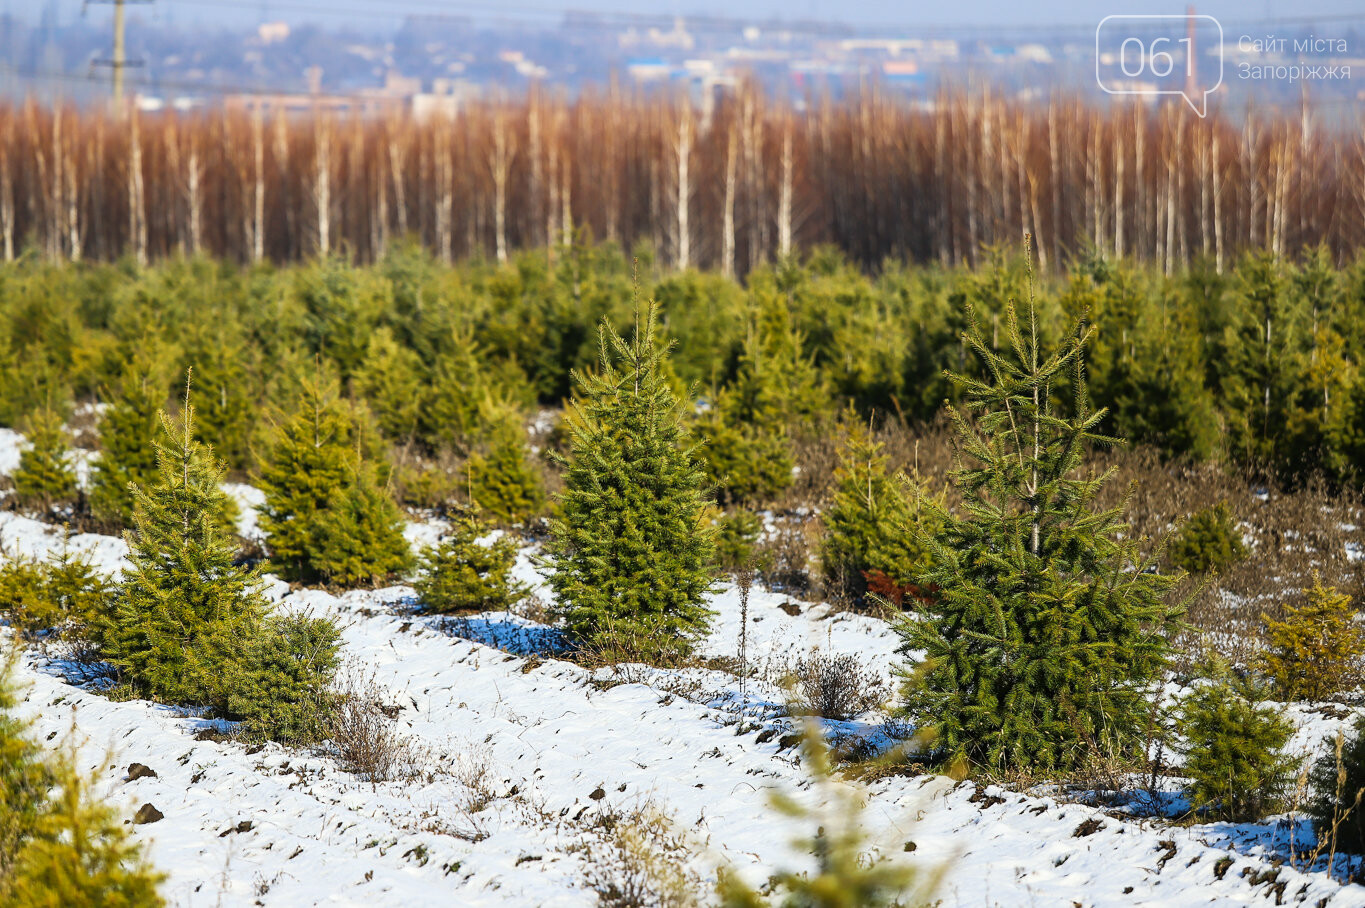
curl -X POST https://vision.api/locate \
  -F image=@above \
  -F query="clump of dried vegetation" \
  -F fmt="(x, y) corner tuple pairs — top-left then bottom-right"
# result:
(1092, 447), (1365, 671)
(324, 663), (424, 783)
(571, 800), (704, 908)
(787, 650), (890, 722)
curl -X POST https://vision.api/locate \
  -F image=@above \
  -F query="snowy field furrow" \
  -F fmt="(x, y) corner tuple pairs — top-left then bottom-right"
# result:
(12, 574), (1364, 907)
(2, 425), (1365, 905)
(0, 499), (1359, 901)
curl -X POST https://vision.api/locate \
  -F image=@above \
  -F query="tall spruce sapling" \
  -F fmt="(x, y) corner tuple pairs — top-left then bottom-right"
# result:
(466, 436), (545, 526)
(546, 301), (717, 664)
(1217, 253), (1307, 468)
(696, 415), (796, 509)
(11, 406), (78, 516)
(423, 329), (490, 452)
(1062, 265), (1221, 461)
(103, 385), (266, 713)
(183, 334), (254, 473)
(697, 288), (825, 508)
(258, 376), (355, 583)
(105, 382), (341, 739)
(897, 266), (1184, 775)
(92, 356), (244, 538)
(258, 376), (411, 588)
(355, 327), (427, 445)
(309, 475), (412, 588)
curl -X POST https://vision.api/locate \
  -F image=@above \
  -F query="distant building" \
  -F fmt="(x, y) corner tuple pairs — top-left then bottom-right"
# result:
(627, 58), (672, 82)
(619, 18), (694, 51)
(257, 22), (290, 45)
(224, 93), (401, 116)
(412, 79), (480, 121)
(882, 60), (921, 81)
(837, 38), (925, 55)
(379, 71), (422, 96)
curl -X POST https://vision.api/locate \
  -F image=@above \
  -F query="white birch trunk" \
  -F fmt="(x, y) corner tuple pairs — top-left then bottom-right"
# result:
(491, 111), (511, 264)
(130, 110), (147, 267)
(778, 120), (793, 259)
(722, 125), (737, 278)
(1213, 129), (1225, 272)
(314, 116), (332, 257)
(674, 105), (692, 270)
(0, 141), (12, 262)
(252, 107), (265, 263)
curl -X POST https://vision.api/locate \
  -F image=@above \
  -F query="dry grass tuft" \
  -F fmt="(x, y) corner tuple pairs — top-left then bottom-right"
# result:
(787, 650), (890, 722)
(574, 801), (703, 908)
(324, 663), (423, 783)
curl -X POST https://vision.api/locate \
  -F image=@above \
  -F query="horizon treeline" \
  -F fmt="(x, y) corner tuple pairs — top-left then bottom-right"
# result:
(4, 240), (1365, 492)
(0, 87), (1361, 273)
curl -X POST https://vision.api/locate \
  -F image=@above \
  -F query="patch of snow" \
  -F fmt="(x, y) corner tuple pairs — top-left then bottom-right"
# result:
(223, 483), (266, 541)
(404, 515), (448, 553)
(0, 511), (129, 573)
(0, 427), (24, 476)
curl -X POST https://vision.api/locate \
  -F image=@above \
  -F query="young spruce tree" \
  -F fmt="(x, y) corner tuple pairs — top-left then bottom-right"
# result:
(0, 652), (165, 906)
(1176, 664), (1298, 822)
(0, 653), (51, 881)
(1256, 577), (1365, 702)
(547, 302), (716, 664)
(715, 722), (942, 908)
(0, 541), (112, 643)
(415, 505), (529, 614)
(466, 402), (546, 527)
(1309, 715), (1365, 855)
(103, 389), (265, 713)
(11, 407), (78, 516)
(183, 331), (254, 473)
(820, 415), (936, 610)
(698, 292), (824, 508)
(898, 273), (1184, 774)
(258, 377), (410, 588)
(90, 363), (166, 531)
(1167, 502), (1247, 576)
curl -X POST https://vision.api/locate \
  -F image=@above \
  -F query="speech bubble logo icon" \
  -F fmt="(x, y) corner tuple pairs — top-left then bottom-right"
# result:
(1096, 14), (1223, 117)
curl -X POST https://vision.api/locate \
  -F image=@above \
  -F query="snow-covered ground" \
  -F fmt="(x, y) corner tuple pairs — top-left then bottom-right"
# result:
(2, 432), (1365, 906)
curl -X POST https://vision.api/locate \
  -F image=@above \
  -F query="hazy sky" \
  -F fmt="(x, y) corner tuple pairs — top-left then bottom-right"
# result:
(24, 0), (1365, 32)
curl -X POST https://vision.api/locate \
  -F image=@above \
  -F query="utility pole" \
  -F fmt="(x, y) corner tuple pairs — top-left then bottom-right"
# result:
(88, 0), (152, 113)
(111, 0), (126, 105)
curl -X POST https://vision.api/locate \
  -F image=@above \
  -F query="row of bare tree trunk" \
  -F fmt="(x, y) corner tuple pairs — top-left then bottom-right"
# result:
(1, 85), (1360, 272)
